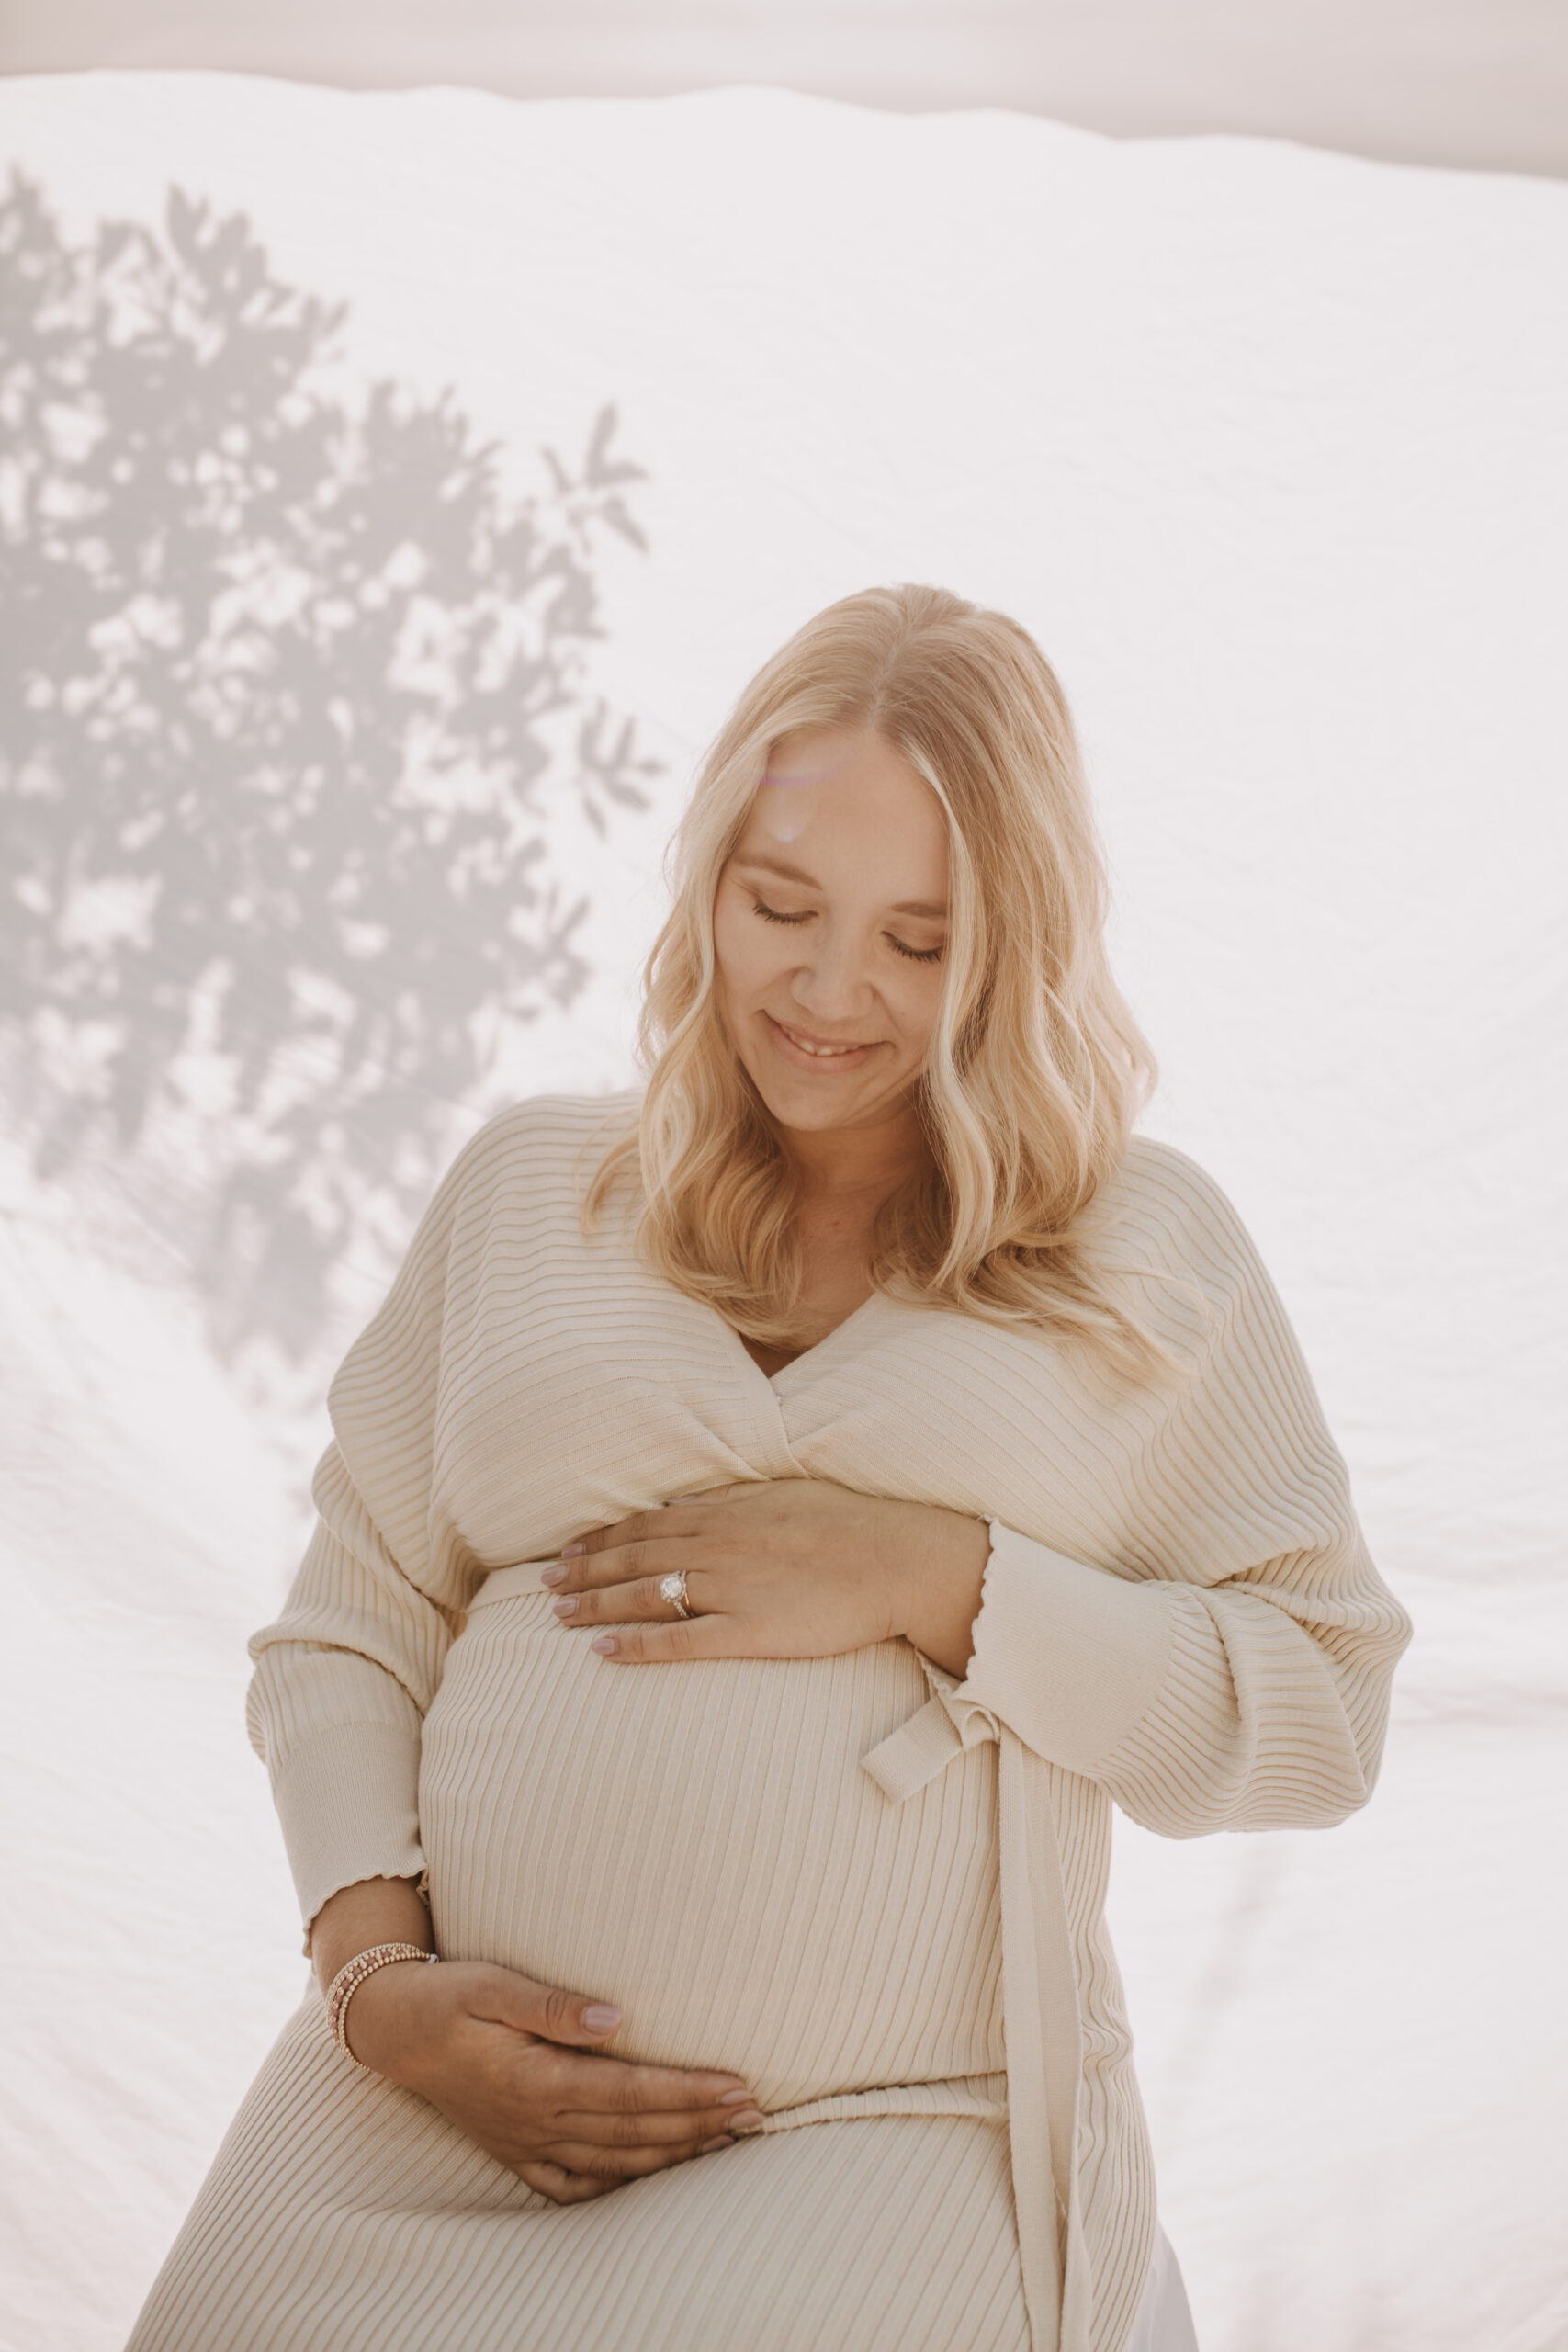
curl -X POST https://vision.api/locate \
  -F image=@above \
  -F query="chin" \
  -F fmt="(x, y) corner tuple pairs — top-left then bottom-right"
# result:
(743, 1069), (817, 1124)
(769, 1092), (855, 1134)
(756, 1069), (911, 1139)
(739, 1064), (835, 1130)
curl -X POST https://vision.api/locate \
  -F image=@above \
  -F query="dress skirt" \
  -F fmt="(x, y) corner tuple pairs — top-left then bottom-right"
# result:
(124, 1995), (1195, 2351)
(127, 1997), (1026, 2351)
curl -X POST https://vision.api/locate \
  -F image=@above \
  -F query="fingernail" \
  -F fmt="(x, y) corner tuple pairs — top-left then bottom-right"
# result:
(582, 2004), (621, 2031)
(729, 2110), (766, 2132)
(561, 1540), (585, 1557)
(540, 1564), (567, 1588)
(551, 1595), (579, 1619)
(698, 2135), (733, 2154)
(719, 2088), (753, 2105)
(590, 1634), (616, 1655)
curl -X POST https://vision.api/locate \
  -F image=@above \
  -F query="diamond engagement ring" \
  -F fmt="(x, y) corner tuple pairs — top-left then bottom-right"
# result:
(658, 1570), (693, 1620)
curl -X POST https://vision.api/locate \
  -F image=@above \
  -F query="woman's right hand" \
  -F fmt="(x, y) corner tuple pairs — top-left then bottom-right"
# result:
(346, 1956), (764, 2203)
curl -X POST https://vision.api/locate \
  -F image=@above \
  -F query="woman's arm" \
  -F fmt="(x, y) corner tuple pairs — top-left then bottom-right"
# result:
(247, 1436), (457, 1949)
(243, 1111), (491, 1944)
(941, 1511), (1409, 1834)
(939, 1178), (1415, 1835)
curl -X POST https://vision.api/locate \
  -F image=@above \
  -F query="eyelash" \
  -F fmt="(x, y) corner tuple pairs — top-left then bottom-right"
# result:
(750, 897), (943, 965)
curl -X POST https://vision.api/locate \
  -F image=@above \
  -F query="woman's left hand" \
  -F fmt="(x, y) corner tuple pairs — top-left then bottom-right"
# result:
(543, 1481), (989, 1680)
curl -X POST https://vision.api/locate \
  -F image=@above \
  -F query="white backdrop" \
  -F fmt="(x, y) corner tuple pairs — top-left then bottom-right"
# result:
(1, 73), (1564, 2352)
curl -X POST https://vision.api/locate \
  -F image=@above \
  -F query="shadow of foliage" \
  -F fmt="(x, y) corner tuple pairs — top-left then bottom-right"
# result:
(0, 170), (660, 1356)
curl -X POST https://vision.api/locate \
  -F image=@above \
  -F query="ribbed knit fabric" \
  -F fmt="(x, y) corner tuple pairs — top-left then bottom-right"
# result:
(128, 1093), (1410, 2352)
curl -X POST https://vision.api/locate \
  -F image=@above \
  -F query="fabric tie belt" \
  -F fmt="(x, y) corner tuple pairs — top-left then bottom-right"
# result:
(862, 1679), (1091, 2352)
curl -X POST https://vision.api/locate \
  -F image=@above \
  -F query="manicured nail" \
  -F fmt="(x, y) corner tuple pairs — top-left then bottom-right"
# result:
(561, 1540), (585, 1556)
(590, 1634), (617, 1655)
(698, 2135), (733, 2154)
(540, 1564), (567, 1588)
(582, 2004), (622, 2031)
(719, 2087), (753, 2105)
(551, 1595), (579, 1619)
(729, 2110), (765, 2132)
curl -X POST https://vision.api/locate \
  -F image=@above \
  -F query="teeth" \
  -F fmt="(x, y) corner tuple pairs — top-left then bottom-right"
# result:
(783, 1026), (860, 1057)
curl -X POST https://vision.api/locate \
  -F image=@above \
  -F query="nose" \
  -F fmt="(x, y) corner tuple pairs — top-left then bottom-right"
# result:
(787, 926), (875, 1025)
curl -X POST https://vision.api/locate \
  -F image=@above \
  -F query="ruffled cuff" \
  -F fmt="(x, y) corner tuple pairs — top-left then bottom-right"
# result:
(936, 1519), (1178, 1779)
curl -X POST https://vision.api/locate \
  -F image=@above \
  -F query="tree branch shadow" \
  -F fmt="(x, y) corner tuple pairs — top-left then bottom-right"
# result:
(0, 170), (660, 1359)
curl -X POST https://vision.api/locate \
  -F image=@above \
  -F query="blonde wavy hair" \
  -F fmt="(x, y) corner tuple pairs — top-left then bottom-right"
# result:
(585, 582), (1168, 1375)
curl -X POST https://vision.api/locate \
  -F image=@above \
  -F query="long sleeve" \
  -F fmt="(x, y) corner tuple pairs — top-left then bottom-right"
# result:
(949, 1161), (1414, 1837)
(246, 1121), (484, 1937)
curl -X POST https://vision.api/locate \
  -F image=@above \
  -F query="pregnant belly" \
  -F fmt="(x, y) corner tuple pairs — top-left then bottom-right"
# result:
(419, 1578), (1004, 2113)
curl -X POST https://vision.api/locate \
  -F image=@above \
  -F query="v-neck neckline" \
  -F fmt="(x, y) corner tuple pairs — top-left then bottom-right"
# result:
(709, 1290), (883, 1410)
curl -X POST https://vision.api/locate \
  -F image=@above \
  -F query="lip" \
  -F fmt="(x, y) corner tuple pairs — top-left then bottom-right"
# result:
(764, 1012), (881, 1071)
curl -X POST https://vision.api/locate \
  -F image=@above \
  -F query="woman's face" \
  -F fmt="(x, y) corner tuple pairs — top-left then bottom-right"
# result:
(712, 727), (951, 1142)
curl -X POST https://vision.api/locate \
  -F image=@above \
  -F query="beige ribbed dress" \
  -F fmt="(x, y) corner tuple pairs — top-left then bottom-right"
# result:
(128, 1093), (1412, 2352)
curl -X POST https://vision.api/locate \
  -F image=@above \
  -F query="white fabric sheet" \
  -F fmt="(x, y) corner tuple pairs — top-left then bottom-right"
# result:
(1, 73), (1564, 2352)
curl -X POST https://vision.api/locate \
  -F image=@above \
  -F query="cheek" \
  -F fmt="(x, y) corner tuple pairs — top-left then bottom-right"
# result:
(711, 894), (772, 1023)
(710, 892), (750, 992)
(713, 888), (788, 997)
(891, 967), (945, 1061)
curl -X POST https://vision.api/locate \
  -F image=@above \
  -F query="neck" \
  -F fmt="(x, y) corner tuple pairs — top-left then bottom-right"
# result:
(774, 1102), (931, 1209)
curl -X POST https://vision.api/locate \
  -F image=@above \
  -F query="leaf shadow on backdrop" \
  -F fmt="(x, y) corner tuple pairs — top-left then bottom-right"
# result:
(0, 172), (659, 1362)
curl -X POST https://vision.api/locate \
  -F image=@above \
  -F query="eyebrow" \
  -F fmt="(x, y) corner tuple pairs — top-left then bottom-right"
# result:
(733, 851), (948, 922)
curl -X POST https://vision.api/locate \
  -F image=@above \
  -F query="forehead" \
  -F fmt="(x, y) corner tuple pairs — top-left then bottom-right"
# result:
(739, 727), (949, 887)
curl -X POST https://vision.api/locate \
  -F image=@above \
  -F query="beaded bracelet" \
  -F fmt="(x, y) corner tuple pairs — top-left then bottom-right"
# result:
(325, 1941), (440, 2071)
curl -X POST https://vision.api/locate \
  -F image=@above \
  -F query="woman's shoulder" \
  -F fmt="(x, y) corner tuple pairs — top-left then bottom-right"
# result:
(329, 1094), (644, 1423)
(1094, 1133), (1272, 1304)
(434, 1088), (643, 1219)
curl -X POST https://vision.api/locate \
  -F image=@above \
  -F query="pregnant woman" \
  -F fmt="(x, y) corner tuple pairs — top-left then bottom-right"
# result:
(129, 584), (1411, 2352)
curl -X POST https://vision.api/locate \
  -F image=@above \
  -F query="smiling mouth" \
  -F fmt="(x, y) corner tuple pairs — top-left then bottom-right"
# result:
(767, 1014), (878, 1061)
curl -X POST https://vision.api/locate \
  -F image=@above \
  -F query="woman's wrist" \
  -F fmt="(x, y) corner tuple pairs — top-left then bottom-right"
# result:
(888, 1504), (990, 1679)
(310, 1874), (434, 1997)
(326, 1943), (437, 2068)
(340, 1954), (442, 2082)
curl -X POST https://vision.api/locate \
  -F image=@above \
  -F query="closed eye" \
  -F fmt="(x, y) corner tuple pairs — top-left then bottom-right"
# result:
(751, 897), (812, 928)
(751, 897), (943, 964)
